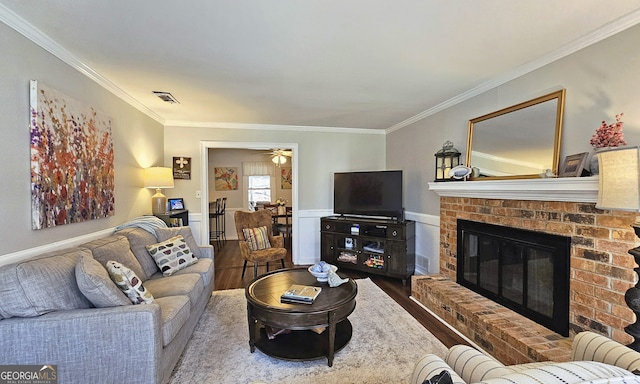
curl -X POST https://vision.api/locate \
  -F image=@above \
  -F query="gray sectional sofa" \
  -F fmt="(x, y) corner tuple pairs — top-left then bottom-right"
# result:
(0, 224), (214, 384)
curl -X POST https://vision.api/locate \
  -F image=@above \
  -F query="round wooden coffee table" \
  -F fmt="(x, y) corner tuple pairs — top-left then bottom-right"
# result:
(245, 268), (357, 367)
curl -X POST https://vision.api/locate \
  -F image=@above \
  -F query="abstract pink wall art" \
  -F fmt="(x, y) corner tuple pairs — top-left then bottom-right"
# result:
(29, 80), (115, 229)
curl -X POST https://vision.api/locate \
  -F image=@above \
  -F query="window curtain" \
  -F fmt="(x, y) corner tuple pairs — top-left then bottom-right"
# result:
(242, 161), (274, 176)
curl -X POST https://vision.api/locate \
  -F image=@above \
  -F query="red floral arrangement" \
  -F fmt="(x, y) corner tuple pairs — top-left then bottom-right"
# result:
(590, 113), (627, 148)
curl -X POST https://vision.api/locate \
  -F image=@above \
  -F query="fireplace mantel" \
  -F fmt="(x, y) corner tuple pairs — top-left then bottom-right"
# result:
(428, 176), (598, 202)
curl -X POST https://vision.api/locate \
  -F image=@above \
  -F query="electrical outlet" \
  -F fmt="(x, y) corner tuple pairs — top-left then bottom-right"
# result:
(195, 190), (201, 199)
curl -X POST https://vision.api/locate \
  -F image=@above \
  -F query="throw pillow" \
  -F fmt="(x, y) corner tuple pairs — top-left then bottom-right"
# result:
(106, 261), (154, 304)
(146, 235), (198, 276)
(422, 370), (453, 384)
(76, 255), (131, 307)
(242, 226), (272, 251)
(155, 226), (202, 258)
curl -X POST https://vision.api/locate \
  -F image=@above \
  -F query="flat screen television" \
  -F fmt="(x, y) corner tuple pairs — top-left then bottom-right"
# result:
(334, 170), (403, 220)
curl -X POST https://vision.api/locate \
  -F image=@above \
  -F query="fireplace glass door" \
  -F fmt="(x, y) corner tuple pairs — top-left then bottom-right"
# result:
(458, 219), (570, 336)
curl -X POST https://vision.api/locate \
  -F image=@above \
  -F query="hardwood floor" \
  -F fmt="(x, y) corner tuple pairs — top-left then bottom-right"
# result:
(213, 240), (470, 349)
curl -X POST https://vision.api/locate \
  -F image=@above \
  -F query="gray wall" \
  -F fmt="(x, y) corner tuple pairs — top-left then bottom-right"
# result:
(388, 23), (640, 216)
(0, 22), (164, 257)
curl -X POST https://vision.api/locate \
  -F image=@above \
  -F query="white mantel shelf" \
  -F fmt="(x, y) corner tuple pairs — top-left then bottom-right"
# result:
(428, 176), (599, 203)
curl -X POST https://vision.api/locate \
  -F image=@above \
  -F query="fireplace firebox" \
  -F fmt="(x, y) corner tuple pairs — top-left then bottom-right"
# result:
(457, 219), (571, 336)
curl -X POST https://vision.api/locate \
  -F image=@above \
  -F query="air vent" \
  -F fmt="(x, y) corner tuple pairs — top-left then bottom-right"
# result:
(153, 91), (179, 104)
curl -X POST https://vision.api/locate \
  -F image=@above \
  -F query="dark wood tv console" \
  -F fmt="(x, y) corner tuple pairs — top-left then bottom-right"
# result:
(320, 216), (415, 285)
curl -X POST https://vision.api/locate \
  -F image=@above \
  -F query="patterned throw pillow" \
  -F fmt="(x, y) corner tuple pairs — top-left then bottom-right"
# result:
(106, 261), (154, 304)
(146, 235), (198, 276)
(242, 226), (272, 251)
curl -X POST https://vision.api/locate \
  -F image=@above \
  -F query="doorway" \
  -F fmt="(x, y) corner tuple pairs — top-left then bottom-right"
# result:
(199, 141), (299, 264)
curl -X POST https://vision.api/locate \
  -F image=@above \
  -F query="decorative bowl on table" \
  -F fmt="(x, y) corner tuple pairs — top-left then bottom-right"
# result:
(308, 263), (338, 283)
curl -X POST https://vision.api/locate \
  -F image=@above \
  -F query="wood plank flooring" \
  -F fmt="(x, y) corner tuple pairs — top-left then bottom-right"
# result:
(213, 240), (470, 349)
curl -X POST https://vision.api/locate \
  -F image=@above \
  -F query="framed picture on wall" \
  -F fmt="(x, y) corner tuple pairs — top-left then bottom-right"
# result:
(281, 167), (292, 189)
(214, 167), (238, 190)
(173, 157), (191, 180)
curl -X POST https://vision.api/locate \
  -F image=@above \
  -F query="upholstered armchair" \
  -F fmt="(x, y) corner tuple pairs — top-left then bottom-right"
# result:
(234, 209), (287, 278)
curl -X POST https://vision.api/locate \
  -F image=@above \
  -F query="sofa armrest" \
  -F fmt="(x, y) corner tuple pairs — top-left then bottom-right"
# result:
(0, 305), (163, 384)
(571, 331), (640, 372)
(198, 244), (213, 259)
(411, 353), (466, 384)
(445, 345), (516, 383)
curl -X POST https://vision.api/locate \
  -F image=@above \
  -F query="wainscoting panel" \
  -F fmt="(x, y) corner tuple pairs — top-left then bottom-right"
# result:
(406, 212), (440, 275)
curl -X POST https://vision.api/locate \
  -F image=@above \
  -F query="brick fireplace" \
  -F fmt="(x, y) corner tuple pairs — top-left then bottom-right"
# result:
(412, 178), (640, 364)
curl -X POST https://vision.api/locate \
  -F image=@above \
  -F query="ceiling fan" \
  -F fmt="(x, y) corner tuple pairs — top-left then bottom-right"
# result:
(266, 149), (292, 166)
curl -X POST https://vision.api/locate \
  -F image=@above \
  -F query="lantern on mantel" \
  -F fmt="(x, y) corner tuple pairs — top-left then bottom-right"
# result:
(434, 141), (461, 182)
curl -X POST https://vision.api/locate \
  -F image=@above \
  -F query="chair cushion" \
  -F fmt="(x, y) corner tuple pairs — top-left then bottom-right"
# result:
(243, 226), (271, 250)
(155, 226), (202, 258)
(0, 248), (93, 318)
(106, 261), (154, 304)
(146, 235), (198, 276)
(75, 255), (131, 307)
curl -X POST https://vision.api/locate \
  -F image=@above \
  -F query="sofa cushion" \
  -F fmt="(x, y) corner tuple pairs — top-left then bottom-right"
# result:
(144, 274), (204, 310)
(170, 258), (214, 287)
(106, 261), (154, 304)
(155, 226), (202, 258)
(0, 248), (93, 318)
(115, 227), (160, 279)
(146, 235), (198, 276)
(477, 361), (639, 384)
(243, 226), (271, 250)
(75, 255), (131, 308)
(154, 296), (190, 347)
(82, 235), (147, 282)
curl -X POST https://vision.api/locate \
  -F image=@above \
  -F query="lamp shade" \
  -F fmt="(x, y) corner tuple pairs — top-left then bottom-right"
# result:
(596, 146), (640, 212)
(144, 167), (175, 189)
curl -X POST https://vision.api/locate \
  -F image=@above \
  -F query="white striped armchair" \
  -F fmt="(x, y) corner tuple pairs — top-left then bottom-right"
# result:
(412, 331), (640, 384)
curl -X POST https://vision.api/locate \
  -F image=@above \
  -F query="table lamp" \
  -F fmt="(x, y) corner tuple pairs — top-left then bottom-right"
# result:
(144, 167), (174, 214)
(596, 146), (640, 350)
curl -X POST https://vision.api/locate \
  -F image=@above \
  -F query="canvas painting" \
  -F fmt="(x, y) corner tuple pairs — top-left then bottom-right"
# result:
(281, 167), (292, 189)
(214, 167), (238, 190)
(30, 80), (115, 230)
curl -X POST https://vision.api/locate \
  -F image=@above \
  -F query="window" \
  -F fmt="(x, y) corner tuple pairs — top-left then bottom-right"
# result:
(248, 175), (271, 206)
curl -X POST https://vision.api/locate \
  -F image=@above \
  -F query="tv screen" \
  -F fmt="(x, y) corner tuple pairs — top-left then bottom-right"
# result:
(334, 170), (403, 220)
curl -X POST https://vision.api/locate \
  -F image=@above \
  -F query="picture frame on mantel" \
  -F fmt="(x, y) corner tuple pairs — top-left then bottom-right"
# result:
(559, 152), (589, 177)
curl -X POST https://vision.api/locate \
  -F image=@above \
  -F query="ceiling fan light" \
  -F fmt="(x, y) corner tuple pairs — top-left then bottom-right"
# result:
(272, 155), (287, 165)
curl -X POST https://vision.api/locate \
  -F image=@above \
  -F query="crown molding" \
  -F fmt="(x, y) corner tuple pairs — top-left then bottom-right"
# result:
(164, 120), (385, 134)
(0, 4), (165, 125)
(386, 8), (640, 134)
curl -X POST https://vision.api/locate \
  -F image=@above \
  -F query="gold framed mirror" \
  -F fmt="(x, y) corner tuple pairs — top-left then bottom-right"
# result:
(466, 89), (565, 180)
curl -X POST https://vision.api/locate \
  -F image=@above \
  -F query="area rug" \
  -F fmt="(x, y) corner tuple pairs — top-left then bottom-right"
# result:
(169, 278), (447, 384)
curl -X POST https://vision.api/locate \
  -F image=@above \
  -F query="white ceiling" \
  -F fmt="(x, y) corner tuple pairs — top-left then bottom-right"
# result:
(2, 1), (640, 130)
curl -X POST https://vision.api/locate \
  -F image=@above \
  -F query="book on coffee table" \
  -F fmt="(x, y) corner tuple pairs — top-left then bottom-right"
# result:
(281, 284), (321, 304)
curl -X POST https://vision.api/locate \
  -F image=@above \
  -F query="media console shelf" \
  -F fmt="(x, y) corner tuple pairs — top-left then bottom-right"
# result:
(320, 216), (415, 285)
